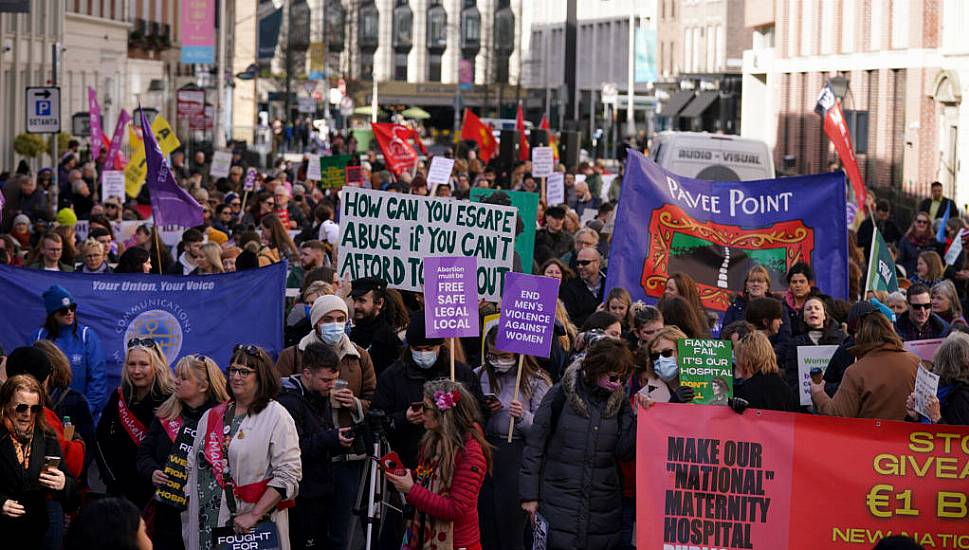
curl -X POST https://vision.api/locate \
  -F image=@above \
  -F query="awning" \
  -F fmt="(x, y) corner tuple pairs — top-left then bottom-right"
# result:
(679, 91), (720, 118)
(659, 90), (695, 117)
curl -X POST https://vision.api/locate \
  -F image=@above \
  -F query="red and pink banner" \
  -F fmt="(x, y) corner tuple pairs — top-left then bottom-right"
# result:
(816, 82), (867, 221)
(180, 0), (215, 64)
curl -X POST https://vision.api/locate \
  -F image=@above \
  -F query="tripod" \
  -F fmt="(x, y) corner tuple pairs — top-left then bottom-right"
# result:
(347, 417), (398, 550)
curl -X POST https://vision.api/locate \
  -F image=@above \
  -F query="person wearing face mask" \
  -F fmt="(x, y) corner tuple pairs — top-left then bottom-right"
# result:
(520, 338), (636, 550)
(274, 294), (375, 550)
(475, 329), (551, 550)
(372, 310), (485, 550)
(635, 325), (694, 404)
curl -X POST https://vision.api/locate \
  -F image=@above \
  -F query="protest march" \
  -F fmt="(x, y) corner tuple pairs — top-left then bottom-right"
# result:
(2, 31), (969, 550)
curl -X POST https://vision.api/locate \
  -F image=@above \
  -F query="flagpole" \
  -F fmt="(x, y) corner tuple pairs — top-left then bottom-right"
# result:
(864, 221), (877, 297)
(152, 226), (164, 275)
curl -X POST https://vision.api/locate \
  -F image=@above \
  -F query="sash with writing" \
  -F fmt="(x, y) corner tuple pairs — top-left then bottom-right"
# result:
(156, 416), (196, 510)
(163, 416), (184, 443)
(117, 388), (148, 446)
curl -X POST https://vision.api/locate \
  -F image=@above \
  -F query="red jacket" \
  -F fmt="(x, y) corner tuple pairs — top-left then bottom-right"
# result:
(405, 436), (486, 549)
(44, 408), (85, 480)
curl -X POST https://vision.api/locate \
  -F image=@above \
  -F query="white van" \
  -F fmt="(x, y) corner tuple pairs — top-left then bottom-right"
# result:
(649, 132), (775, 181)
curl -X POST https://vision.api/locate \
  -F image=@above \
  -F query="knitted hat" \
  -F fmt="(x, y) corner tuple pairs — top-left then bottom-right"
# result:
(12, 214), (30, 227)
(405, 310), (444, 348)
(55, 208), (78, 227)
(42, 284), (75, 315)
(310, 295), (348, 327)
(6, 346), (52, 384)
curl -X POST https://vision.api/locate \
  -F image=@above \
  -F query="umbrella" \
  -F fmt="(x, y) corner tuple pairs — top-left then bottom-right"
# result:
(401, 106), (431, 120)
(352, 105), (386, 117)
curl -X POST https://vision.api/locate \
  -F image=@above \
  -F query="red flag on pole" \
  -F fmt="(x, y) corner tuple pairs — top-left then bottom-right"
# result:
(371, 123), (420, 175)
(540, 114), (558, 161)
(816, 82), (867, 218)
(460, 108), (498, 163)
(516, 102), (529, 162)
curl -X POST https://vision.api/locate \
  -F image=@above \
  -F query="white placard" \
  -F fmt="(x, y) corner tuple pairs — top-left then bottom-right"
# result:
(298, 97), (316, 113)
(210, 150), (232, 178)
(101, 171), (125, 202)
(427, 157), (456, 187)
(337, 188), (517, 302)
(531, 147), (554, 178)
(914, 364), (940, 418)
(796, 345), (839, 406)
(306, 154), (321, 181)
(546, 172), (565, 205)
(945, 228), (965, 266)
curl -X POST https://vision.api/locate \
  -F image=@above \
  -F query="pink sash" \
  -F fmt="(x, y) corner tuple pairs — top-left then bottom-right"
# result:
(117, 388), (148, 445)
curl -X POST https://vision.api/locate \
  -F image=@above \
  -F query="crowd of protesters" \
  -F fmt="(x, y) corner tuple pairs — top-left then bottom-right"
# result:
(0, 130), (967, 550)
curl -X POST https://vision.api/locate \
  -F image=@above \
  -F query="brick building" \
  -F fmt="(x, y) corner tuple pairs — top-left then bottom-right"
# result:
(741, 0), (969, 211)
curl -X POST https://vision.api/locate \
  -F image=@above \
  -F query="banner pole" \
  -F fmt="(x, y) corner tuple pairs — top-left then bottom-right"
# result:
(450, 337), (456, 382)
(507, 354), (525, 443)
(240, 190), (250, 217)
(864, 221), (877, 297)
(541, 176), (547, 205)
(152, 227), (164, 275)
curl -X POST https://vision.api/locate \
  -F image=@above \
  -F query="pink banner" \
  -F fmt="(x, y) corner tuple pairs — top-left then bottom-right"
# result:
(101, 110), (131, 179)
(88, 87), (103, 158)
(180, 0), (215, 64)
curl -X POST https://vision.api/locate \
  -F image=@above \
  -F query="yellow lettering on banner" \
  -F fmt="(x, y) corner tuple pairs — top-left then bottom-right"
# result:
(125, 115), (180, 197)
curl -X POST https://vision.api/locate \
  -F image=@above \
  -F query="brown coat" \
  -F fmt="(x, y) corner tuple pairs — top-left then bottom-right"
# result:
(275, 332), (377, 426)
(812, 344), (918, 420)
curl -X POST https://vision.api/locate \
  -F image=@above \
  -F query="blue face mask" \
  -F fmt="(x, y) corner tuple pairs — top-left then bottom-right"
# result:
(304, 305), (312, 320)
(317, 322), (345, 345)
(412, 349), (438, 369)
(654, 355), (679, 382)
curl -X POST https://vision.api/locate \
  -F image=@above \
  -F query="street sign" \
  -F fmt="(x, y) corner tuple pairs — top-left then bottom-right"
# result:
(72, 112), (91, 137)
(601, 82), (618, 105)
(25, 86), (61, 134)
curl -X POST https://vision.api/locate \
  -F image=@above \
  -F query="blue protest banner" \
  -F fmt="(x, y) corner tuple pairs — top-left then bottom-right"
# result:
(0, 263), (285, 390)
(606, 150), (848, 312)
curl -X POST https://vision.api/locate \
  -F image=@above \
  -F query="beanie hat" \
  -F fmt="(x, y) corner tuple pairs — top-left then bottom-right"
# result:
(55, 208), (78, 227)
(846, 301), (878, 335)
(6, 346), (53, 384)
(310, 295), (348, 327)
(12, 214), (30, 227)
(43, 284), (75, 315)
(405, 310), (444, 348)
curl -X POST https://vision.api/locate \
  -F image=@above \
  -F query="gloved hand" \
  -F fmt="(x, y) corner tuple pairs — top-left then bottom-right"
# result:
(728, 397), (750, 415)
(674, 385), (694, 403)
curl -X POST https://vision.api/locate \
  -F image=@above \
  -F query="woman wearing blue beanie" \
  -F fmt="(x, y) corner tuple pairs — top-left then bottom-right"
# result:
(34, 285), (107, 416)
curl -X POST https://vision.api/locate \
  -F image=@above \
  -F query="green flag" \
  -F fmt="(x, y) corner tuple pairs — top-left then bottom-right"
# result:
(865, 224), (899, 293)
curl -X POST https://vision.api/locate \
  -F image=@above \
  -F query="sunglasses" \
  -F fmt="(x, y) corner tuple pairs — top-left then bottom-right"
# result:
(14, 403), (43, 414)
(105, 204), (119, 209)
(649, 348), (675, 362)
(915, 220), (929, 225)
(56, 304), (77, 315)
(909, 303), (932, 310)
(233, 344), (261, 357)
(127, 337), (157, 349)
(576, 260), (596, 267)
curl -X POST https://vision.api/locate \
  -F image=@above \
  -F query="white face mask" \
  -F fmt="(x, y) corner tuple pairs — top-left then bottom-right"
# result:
(654, 355), (679, 382)
(412, 349), (438, 369)
(317, 322), (345, 346)
(492, 357), (517, 373)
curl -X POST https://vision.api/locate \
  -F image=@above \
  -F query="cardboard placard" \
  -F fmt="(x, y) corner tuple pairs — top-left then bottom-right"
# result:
(423, 256), (479, 338)
(209, 150), (232, 179)
(306, 153), (321, 181)
(795, 345), (839, 406)
(677, 338), (733, 405)
(903, 338), (944, 362)
(495, 272), (559, 358)
(321, 154), (352, 188)
(531, 147), (554, 178)
(345, 165), (365, 187)
(546, 172), (565, 205)
(913, 364), (940, 418)
(243, 167), (258, 192)
(101, 171), (126, 203)
(427, 157), (456, 187)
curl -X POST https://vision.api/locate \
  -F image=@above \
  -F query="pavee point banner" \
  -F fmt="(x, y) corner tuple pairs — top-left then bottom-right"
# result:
(0, 264), (285, 390)
(607, 150), (848, 311)
(637, 403), (969, 550)
(338, 188), (517, 301)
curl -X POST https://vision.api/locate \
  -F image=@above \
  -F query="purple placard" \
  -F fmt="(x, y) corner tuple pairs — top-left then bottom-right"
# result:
(424, 256), (480, 338)
(243, 167), (257, 192)
(495, 272), (560, 357)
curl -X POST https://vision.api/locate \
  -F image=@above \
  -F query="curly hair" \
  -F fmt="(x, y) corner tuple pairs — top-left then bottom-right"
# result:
(419, 379), (492, 487)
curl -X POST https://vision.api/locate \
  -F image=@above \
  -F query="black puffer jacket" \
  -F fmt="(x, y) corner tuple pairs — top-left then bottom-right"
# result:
(776, 323), (846, 401)
(519, 363), (636, 550)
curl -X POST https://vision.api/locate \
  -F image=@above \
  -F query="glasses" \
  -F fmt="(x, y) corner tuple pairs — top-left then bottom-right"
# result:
(909, 303), (932, 310)
(915, 219), (929, 225)
(127, 337), (157, 349)
(233, 344), (261, 357)
(105, 204), (119, 209)
(576, 260), (596, 267)
(55, 304), (77, 315)
(228, 367), (256, 377)
(649, 348), (676, 362)
(14, 403), (43, 414)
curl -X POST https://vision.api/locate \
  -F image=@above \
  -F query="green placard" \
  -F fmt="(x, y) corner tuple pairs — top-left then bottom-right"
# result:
(677, 338), (733, 405)
(321, 154), (352, 188)
(470, 188), (538, 274)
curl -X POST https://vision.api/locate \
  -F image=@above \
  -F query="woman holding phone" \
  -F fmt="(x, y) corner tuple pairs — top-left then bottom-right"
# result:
(474, 328), (551, 550)
(0, 375), (75, 550)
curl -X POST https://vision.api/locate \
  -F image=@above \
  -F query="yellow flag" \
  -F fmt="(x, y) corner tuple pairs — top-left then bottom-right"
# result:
(125, 115), (180, 197)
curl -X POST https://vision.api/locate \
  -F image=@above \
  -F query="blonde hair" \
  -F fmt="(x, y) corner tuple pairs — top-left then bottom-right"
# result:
(643, 325), (689, 377)
(156, 354), (229, 421)
(81, 237), (104, 256)
(200, 242), (224, 273)
(735, 331), (778, 375)
(33, 340), (72, 389)
(555, 299), (576, 352)
(122, 345), (174, 400)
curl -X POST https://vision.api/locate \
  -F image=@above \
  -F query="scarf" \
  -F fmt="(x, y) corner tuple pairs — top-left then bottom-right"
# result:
(3, 417), (33, 469)
(402, 458), (454, 550)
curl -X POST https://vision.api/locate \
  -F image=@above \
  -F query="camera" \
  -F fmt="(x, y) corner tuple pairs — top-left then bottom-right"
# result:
(349, 409), (392, 456)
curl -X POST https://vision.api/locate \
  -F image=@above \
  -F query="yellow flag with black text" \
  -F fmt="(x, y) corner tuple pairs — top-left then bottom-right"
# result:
(125, 115), (180, 197)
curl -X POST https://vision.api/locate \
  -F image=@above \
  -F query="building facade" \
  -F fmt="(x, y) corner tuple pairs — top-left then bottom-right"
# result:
(741, 0), (968, 209)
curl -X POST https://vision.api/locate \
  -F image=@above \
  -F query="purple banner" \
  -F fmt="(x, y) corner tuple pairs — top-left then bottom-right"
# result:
(88, 87), (103, 157)
(495, 272), (559, 357)
(424, 256), (479, 338)
(243, 167), (257, 192)
(141, 109), (203, 227)
(101, 109), (131, 180)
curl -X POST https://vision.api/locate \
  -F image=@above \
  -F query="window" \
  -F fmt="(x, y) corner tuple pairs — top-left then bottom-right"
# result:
(326, 0), (346, 52)
(360, 52), (375, 80)
(427, 2), (447, 51)
(394, 52), (409, 80)
(494, 6), (515, 55)
(359, 2), (379, 50)
(460, 3), (481, 53)
(393, 2), (413, 51)
(428, 53), (443, 82)
(844, 110), (869, 154)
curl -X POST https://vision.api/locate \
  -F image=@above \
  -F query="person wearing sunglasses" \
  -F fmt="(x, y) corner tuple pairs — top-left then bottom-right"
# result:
(634, 325), (694, 405)
(184, 345), (301, 550)
(520, 338), (635, 550)
(34, 285), (107, 415)
(560, 247), (605, 327)
(895, 283), (951, 342)
(896, 210), (945, 278)
(95, 340), (174, 509)
(0, 374), (76, 549)
(134, 353), (227, 550)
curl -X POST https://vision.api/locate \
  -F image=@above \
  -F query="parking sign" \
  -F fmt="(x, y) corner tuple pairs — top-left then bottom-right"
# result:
(26, 87), (61, 134)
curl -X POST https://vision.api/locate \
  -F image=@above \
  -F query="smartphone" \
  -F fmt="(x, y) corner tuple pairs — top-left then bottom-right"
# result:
(409, 401), (424, 413)
(341, 427), (355, 440)
(484, 393), (499, 403)
(379, 451), (407, 477)
(809, 367), (824, 384)
(43, 456), (61, 471)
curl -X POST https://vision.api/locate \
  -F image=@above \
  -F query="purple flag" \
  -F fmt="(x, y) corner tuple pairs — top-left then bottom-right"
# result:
(423, 256), (480, 338)
(101, 109), (131, 181)
(140, 109), (203, 227)
(495, 272), (560, 357)
(0, 188), (5, 225)
(88, 87), (103, 158)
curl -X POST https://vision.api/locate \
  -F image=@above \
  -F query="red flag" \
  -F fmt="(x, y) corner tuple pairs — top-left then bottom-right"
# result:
(371, 123), (419, 175)
(460, 108), (498, 163)
(540, 114), (559, 161)
(816, 82), (866, 217)
(516, 103), (529, 162)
